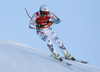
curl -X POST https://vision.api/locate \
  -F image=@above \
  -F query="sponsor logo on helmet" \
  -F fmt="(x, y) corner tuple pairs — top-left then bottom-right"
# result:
(44, 8), (47, 10)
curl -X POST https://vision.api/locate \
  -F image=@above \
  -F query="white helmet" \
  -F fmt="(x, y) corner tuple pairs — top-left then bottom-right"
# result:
(40, 5), (49, 12)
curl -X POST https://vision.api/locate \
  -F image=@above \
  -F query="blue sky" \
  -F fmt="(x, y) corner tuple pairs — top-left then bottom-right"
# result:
(0, 0), (100, 67)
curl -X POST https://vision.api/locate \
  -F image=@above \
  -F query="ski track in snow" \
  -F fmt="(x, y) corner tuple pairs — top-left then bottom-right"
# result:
(0, 39), (100, 72)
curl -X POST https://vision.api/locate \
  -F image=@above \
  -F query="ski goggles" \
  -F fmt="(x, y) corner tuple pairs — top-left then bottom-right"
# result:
(41, 11), (49, 15)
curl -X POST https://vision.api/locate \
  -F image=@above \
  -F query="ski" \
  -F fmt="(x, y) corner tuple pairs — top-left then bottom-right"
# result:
(62, 57), (89, 64)
(74, 59), (89, 64)
(50, 55), (72, 66)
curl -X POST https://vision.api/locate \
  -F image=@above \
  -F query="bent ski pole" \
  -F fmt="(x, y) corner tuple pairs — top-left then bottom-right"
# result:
(24, 7), (31, 19)
(24, 7), (36, 29)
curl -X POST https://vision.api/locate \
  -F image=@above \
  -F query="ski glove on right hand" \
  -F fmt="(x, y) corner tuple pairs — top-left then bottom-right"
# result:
(46, 21), (54, 25)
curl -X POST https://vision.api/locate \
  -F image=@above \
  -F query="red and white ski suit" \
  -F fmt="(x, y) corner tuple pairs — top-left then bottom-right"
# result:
(29, 11), (67, 53)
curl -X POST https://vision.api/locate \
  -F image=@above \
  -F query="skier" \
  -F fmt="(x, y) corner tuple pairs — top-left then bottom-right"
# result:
(29, 5), (75, 61)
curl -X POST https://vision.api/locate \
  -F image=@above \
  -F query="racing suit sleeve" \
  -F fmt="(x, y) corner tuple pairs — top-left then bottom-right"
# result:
(29, 13), (37, 29)
(50, 12), (60, 24)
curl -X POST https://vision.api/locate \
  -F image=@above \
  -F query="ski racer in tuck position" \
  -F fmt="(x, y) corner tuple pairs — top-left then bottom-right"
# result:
(29, 5), (75, 61)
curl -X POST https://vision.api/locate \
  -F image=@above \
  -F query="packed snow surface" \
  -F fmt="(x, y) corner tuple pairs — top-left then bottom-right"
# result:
(0, 39), (100, 72)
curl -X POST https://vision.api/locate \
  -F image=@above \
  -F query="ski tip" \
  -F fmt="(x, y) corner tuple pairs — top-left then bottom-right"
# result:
(86, 61), (89, 64)
(81, 61), (89, 64)
(66, 63), (72, 66)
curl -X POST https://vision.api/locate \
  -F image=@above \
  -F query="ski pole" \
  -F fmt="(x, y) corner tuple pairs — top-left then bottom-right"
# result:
(24, 7), (31, 19)
(24, 7), (36, 29)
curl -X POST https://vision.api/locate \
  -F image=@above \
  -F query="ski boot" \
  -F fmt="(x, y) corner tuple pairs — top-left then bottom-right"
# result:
(52, 51), (63, 61)
(63, 51), (75, 61)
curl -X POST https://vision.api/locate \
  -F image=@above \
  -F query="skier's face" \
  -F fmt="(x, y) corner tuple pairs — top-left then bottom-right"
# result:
(41, 14), (47, 18)
(41, 11), (49, 18)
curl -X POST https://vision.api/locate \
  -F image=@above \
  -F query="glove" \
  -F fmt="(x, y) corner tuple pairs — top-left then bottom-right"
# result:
(48, 22), (52, 26)
(54, 18), (60, 24)
(46, 21), (54, 25)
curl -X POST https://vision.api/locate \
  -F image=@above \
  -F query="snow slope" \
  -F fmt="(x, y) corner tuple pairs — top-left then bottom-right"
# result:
(0, 39), (100, 72)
